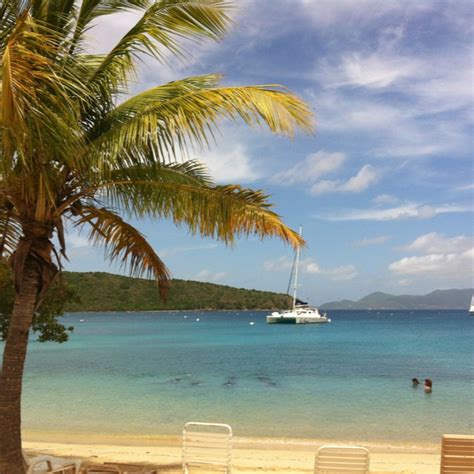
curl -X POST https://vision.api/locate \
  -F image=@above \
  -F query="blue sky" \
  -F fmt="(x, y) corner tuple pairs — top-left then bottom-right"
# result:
(67, 0), (474, 304)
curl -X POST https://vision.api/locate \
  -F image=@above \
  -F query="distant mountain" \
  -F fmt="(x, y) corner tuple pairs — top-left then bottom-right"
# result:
(63, 272), (291, 312)
(320, 289), (473, 310)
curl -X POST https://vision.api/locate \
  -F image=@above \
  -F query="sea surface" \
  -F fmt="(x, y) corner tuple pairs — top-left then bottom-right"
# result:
(15, 310), (474, 443)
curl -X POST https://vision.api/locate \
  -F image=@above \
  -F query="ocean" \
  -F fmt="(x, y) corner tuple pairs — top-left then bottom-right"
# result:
(17, 310), (474, 443)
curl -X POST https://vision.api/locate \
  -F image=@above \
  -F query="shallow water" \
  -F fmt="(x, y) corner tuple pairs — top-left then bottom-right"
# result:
(13, 310), (474, 442)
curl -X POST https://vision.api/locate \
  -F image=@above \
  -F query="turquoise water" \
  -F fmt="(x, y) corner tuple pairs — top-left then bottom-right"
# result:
(16, 310), (474, 442)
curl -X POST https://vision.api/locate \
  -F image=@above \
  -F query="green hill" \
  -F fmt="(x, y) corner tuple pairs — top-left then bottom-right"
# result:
(63, 272), (291, 312)
(320, 289), (473, 310)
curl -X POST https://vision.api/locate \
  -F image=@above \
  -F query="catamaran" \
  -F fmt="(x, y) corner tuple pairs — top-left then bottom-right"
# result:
(266, 227), (330, 324)
(469, 296), (474, 315)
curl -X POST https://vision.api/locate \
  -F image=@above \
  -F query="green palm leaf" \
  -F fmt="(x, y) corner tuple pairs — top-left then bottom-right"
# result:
(88, 75), (313, 173)
(84, 0), (232, 110)
(99, 164), (304, 248)
(76, 205), (170, 296)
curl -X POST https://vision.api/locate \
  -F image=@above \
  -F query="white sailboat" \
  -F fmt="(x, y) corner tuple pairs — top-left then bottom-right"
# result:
(266, 227), (330, 325)
(469, 296), (474, 315)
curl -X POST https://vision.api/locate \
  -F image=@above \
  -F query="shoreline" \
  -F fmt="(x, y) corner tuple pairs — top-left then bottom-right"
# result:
(64, 308), (466, 313)
(24, 431), (440, 452)
(64, 308), (278, 314)
(23, 433), (441, 473)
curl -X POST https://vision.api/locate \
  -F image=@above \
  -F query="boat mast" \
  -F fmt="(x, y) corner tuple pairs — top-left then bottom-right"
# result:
(292, 226), (302, 310)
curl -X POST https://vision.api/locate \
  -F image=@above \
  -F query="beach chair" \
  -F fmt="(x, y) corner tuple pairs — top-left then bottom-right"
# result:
(182, 422), (232, 473)
(23, 450), (81, 474)
(440, 434), (474, 473)
(314, 445), (370, 473)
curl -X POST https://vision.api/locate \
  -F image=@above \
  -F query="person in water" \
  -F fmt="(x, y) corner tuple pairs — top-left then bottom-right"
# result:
(424, 379), (432, 393)
(412, 378), (420, 387)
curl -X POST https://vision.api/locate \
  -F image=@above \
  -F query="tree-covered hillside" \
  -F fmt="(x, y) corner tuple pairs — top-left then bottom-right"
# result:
(63, 272), (291, 312)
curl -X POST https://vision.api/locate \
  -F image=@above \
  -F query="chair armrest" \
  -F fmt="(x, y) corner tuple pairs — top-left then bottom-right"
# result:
(27, 456), (53, 473)
(27, 455), (80, 474)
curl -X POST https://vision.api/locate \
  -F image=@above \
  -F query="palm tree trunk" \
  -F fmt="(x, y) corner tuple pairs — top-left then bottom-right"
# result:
(0, 258), (40, 474)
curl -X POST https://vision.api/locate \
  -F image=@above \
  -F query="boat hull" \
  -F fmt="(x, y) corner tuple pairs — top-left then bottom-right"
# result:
(266, 316), (297, 324)
(266, 315), (329, 324)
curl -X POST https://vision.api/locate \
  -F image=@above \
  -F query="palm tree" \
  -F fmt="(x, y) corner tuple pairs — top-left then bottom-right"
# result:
(0, 1), (313, 471)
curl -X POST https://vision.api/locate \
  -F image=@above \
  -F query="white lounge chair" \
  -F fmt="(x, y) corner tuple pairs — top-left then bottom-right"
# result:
(23, 450), (81, 474)
(182, 422), (232, 473)
(440, 434), (474, 473)
(314, 445), (370, 473)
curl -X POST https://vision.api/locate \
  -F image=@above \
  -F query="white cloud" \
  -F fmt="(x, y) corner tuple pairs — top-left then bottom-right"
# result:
(300, 258), (322, 274)
(67, 233), (90, 249)
(322, 203), (471, 222)
(309, 17), (473, 159)
(264, 257), (358, 281)
(389, 232), (474, 281)
(389, 249), (474, 278)
(310, 90), (469, 159)
(85, 11), (142, 55)
(354, 236), (391, 247)
(340, 164), (379, 192)
(313, 92), (406, 132)
(373, 142), (452, 158)
(403, 233), (472, 255)
(372, 194), (400, 206)
(397, 279), (412, 287)
(271, 151), (346, 184)
(60, 229), (94, 260)
(323, 265), (358, 281)
(199, 144), (260, 183)
(321, 53), (421, 89)
(263, 256), (292, 272)
(194, 269), (227, 283)
(310, 164), (378, 195)
(160, 128), (261, 183)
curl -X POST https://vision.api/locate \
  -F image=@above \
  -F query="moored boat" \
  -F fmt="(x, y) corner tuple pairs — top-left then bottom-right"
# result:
(266, 227), (330, 325)
(267, 304), (330, 324)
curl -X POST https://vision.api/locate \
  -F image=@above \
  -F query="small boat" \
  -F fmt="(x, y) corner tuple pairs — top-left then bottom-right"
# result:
(266, 227), (330, 325)
(469, 296), (474, 315)
(266, 304), (330, 324)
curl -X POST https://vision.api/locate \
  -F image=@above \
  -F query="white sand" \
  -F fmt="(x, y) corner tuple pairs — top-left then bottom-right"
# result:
(23, 433), (441, 473)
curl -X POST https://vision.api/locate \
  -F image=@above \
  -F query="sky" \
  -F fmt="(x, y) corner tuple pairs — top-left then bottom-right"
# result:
(66, 0), (474, 304)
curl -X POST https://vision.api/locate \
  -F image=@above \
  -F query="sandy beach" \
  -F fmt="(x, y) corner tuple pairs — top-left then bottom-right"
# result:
(24, 433), (441, 473)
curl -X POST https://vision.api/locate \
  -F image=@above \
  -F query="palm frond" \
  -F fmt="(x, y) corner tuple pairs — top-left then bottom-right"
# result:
(110, 159), (213, 185)
(101, 176), (305, 249)
(75, 205), (170, 296)
(0, 211), (22, 258)
(0, 1), (25, 52)
(1, 15), (85, 161)
(0, 13), (91, 214)
(69, 0), (151, 56)
(95, 159), (212, 211)
(88, 75), (314, 172)
(84, 1), (232, 110)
